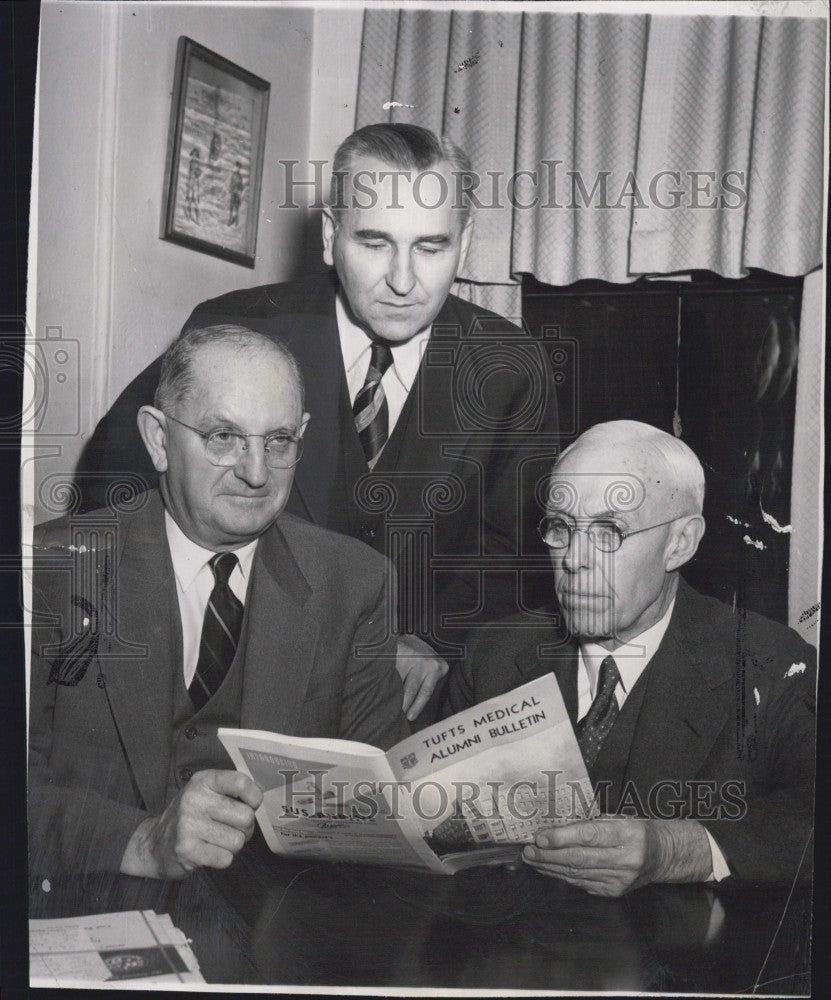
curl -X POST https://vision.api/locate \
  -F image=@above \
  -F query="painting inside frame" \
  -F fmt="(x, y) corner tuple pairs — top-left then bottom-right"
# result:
(162, 37), (269, 267)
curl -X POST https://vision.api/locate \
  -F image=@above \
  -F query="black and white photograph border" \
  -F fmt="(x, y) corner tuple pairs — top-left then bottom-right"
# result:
(19, 0), (827, 995)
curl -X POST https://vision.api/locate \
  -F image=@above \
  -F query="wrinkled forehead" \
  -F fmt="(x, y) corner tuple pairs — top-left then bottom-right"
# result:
(545, 443), (666, 520)
(545, 471), (649, 521)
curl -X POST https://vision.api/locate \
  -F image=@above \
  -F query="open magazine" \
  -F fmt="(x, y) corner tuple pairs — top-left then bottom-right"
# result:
(219, 674), (596, 874)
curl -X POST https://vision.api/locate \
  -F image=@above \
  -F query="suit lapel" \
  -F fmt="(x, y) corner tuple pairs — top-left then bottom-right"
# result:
(238, 520), (321, 734)
(622, 585), (733, 791)
(290, 287), (487, 523)
(99, 492), (179, 815)
(374, 295), (475, 506)
(512, 629), (579, 724)
(404, 294), (469, 459)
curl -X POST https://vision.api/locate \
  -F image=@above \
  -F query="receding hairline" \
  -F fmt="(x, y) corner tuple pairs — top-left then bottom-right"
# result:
(327, 122), (473, 222)
(154, 324), (305, 413)
(551, 420), (705, 516)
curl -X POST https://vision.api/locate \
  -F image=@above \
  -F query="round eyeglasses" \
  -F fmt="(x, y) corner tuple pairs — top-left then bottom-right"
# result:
(164, 413), (305, 469)
(538, 514), (685, 554)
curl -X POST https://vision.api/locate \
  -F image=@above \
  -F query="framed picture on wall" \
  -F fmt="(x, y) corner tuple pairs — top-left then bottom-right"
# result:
(161, 37), (270, 267)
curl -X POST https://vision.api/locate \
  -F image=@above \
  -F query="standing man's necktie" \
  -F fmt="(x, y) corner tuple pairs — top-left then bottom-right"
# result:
(188, 552), (244, 711)
(576, 655), (621, 770)
(353, 341), (394, 466)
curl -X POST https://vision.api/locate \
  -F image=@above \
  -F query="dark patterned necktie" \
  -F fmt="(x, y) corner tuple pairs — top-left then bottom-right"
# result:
(188, 552), (244, 711)
(353, 341), (394, 466)
(576, 655), (621, 770)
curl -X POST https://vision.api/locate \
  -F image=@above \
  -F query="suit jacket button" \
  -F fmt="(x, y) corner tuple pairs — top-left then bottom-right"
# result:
(184, 724), (198, 740)
(180, 766), (193, 783)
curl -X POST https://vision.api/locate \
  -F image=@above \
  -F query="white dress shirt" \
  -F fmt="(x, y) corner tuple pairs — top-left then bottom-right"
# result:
(165, 511), (258, 688)
(336, 291), (430, 444)
(576, 604), (676, 722)
(576, 598), (730, 881)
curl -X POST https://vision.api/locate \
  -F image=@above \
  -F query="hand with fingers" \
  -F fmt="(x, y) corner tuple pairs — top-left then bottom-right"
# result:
(395, 634), (449, 722)
(522, 816), (714, 897)
(120, 769), (264, 879)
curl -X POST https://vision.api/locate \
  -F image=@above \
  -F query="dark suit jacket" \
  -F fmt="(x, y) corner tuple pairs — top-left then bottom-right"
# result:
(28, 490), (409, 875)
(445, 578), (816, 884)
(75, 272), (559, 656)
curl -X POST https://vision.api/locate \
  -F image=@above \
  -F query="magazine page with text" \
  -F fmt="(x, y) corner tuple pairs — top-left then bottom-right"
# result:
(387, 673), (597, 872)
(219, 673), (596, 873)
(218, 731), (446, 871)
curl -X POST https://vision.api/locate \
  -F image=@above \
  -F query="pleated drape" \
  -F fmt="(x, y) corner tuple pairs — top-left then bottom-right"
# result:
(357, 11), (825, 288)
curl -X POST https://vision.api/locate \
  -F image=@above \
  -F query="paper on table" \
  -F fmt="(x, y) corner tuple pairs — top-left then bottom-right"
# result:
(29, 910), (205, 985)
(29, 923), (112, 981)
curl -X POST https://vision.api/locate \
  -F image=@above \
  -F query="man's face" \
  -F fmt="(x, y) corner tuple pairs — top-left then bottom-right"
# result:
(546, 443), (680, 646)
(322, 155), (472, 343)
(156, 344), (309, 550)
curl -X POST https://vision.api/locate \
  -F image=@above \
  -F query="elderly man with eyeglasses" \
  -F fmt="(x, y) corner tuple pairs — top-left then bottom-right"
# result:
(445, 420), (816, 895)
(28, 324), (409, 881)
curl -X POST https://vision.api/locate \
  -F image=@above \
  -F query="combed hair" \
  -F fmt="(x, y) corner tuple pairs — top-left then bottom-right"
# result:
(557, 420), (706, 514)
(328, 122), (473, 220)
(154, 324), (305, 413)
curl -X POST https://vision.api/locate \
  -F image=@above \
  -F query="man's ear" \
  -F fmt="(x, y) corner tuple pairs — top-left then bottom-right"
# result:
(321, 208), (336, 267)
(137, 406), (169, 473)
(457, 215), (474, 272)
(665, 514), (705, 572)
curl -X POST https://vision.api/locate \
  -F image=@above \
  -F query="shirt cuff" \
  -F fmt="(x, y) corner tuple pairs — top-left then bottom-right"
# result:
(704, 827), (732, 882)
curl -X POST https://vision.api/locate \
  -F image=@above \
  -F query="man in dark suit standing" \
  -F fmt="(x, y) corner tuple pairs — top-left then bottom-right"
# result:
(77, 124), (560, 721)
(29, 325), (409, 880)
(446, 420), (815, 894)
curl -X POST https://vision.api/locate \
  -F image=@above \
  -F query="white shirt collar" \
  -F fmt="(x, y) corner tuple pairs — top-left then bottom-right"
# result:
(336, 290), (430, 394)
(580, 597), (676, 699)
(164, 510), (258, 592)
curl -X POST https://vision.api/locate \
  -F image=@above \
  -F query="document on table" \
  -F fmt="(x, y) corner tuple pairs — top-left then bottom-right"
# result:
(30, 909), (205, 985)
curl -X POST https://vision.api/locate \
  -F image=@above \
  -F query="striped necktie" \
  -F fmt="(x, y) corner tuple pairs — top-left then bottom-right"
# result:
(576, 655), (620, 770)
(188, 552), (244, 712)
(353, 341), (394, 466)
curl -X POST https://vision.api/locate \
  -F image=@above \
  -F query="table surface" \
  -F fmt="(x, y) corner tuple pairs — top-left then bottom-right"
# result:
(29, 835), (812, 993)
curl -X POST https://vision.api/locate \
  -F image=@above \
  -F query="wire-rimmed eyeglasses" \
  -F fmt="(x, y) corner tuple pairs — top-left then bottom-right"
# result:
(164, 412), (305, 469)
(538, 514), (685, 554)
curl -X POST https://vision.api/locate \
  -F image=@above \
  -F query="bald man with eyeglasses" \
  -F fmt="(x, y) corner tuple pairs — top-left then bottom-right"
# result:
(445, 420), (816, 895)
(28, 324), (409, 882)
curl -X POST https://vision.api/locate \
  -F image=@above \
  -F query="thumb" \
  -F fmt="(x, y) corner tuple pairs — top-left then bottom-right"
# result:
(402, 670), (422, 716)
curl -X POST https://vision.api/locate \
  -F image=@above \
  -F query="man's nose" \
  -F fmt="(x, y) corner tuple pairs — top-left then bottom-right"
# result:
(386, 249), (416, 296)
(562, 526), (593, 571)
(234, 439), (269, 487)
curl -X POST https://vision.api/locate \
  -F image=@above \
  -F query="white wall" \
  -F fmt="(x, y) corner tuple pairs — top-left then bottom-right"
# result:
(29, 1), (326, 522)
(299, 7), (363, 270)
(308, 8), (363, 173)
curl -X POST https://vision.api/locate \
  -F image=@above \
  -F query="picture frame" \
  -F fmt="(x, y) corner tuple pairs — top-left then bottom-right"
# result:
(161, 36), (270, 268)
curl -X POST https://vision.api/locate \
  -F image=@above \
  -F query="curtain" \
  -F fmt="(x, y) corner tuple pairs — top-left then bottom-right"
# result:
(356, 11), (825, 296)
(630, 15), (826, 278)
